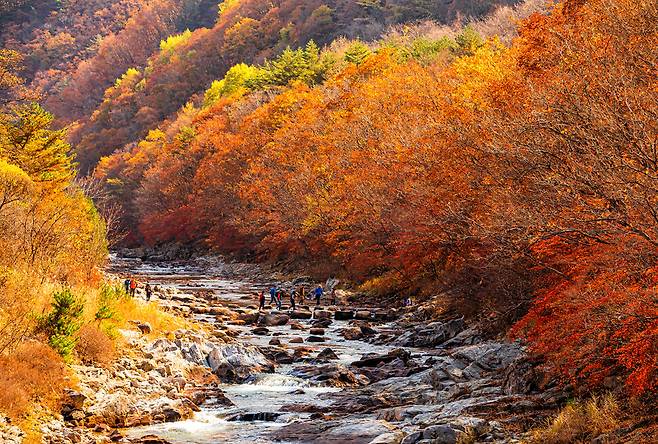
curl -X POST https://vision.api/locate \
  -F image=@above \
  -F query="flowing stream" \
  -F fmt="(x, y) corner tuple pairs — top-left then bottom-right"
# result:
(111, 256), (404, 444)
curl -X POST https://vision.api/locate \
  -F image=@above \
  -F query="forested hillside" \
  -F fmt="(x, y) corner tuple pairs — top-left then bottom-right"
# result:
(91, 0), (657, 398)
(1, 0), (657, 441)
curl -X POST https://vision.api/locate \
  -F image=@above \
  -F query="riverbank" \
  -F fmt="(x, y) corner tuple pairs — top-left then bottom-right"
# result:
(12, 254), (649, 443)
(98, 255), (566, 443)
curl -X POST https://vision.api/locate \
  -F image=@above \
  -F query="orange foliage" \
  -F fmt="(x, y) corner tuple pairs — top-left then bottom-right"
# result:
(93, 0), (657, 398)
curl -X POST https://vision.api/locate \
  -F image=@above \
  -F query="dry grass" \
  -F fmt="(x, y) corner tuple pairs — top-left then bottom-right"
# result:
(529, 394), (622, 444)
(0, 341), (68, 420)
(113, 293), (193, 335)
(75, 324), (115, 367)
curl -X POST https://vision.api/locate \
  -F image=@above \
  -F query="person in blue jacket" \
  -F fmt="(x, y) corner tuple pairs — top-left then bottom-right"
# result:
(314, 285), (323, 306)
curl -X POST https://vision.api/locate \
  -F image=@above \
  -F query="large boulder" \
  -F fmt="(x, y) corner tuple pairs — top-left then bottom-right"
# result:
(313, 310), (332, 320)
(272, 418), (396, 444)
(207, 344), (274, 382)
(450, 342), (523, 371)
(393, 318), (465, 348)
(290, 310), (313, 320)
(292, 363), (369, 387)
(334, 310), (354, 320)
(259, 313), (290, 326)
(351, 349), (411, 368)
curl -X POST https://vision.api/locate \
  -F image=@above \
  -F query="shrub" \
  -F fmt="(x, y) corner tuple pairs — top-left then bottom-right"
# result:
(530, 395), (621, 444)
(0, 341), (67, 419)
(38, 289), (84, 360)
(94, 284), (120, 322)
(75, 324), (115, 367)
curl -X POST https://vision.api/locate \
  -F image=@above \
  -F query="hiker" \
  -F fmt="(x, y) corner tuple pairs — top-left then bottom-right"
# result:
(330, 288), (337, 305)
(290, 289), (296, 311)
(145, 283), (153, 301)
(129, 278), (137, 297)
(124, 278), (131, 294)
(275, 289), (283, 310)
(314, 284), (323, 306)
(269, 286), (277, 305)
(298, 285), (306, 300)
(258, 291), (266, 310)
(403, 296), (412, 307)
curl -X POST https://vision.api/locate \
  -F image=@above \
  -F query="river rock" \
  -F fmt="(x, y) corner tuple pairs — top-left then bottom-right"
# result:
(130, 435), (173, 444)
(360, 325), (377, 336)
(207, 344), (274, 382)
(450, 342), (523, 371)
(351, 348), (410, 368)
(306, 335), (325, 343)
(290, 310), (313, 320)
(268, 338), (281, 346)
(316, 348), (339, 360)
(238, 311), (260, 324)
(341, 327), (363, 340)
(252, 327), (270, 335)
(393, 319), (464, 348)
(312, 319), (332, 328)
(271, 418), (396, 444)
(309, 328), (325, 336)
(292, 363), (368, 387)
(355, 310), (372, 320)
(259, 313), (290, 326)
(313, 310), (332, 320)
(334, 310), (354, 320)
(290, 322), (306, 330)
(289, 337), (304, 344)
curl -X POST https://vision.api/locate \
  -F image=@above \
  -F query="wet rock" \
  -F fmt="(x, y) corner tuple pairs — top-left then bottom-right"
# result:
(238, 311), (260, 324)
(290, 322), (306, 330)
(335, 310), (354, 320)
(314, 310), (332, 320)
(272, 418), (396, 444)
(252, 327), (270, 335)
(360, 325), (377, 336)
(356, 357), (423, 383)
(227, 412), (282, 422)
(317, 348), (339, 360)
(352, 348), (410, 368)
(306, 335), (325, 343)
(341, 327), (363, 340)
(289, 337), (304, 344)
(259, 313), (290, 326)
(292, 363), (369, 387)
(355, 310), (372, 320)
(309, 328), (325, 336)
(207, 344), (274, 382)
(290, 310), (313, 320)
(269, 338), (282, 346)
(312, 319), (333, 328)
(129, 435), (173, 444)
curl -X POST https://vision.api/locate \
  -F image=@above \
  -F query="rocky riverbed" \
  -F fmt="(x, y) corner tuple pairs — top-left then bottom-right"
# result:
(28, 255), (566, 444)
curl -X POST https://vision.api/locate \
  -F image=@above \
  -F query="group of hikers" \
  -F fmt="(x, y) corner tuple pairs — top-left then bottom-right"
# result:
(257, 284), (337, 311)
(123, 277), (153, 301)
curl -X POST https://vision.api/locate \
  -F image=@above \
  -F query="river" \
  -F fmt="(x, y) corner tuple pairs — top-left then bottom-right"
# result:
(110, 255), (412, 444)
